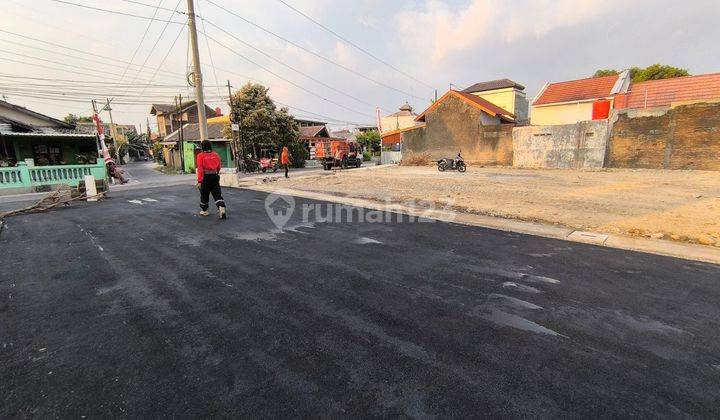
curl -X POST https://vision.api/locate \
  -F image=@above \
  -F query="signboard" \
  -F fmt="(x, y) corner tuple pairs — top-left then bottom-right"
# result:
(231, 123), (239, 132)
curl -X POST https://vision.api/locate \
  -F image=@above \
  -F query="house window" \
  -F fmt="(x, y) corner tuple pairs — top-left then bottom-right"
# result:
(33, 144), (62, 165)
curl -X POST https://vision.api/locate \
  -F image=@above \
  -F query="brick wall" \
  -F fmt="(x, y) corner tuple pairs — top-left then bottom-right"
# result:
(608, 103), (720, 170)
(401, 95), (514, 165)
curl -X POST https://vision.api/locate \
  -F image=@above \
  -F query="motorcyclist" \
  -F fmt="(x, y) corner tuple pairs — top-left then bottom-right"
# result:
(454, 151), (463, 168)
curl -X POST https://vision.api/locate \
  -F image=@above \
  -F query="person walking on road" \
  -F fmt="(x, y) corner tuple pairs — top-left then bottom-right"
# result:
(281, 145), (292, 178)
(196, 140), (226, 219)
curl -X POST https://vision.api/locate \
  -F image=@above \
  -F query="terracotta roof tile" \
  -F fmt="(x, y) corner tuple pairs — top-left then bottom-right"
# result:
(415, 90), (515, 123)
(533, 75), (618, 105)
(624, 73), (720, 109)
(299, 125), (328, 138)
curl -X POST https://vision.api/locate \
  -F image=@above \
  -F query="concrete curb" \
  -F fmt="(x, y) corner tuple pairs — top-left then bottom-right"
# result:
(239, 184), (720, 265)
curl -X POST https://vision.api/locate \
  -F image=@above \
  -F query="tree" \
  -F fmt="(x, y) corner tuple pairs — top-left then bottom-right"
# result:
(357, 130), (381, 154)
(633, 64), (689, 82)
(593, 64), (689, 82)
(593, 69), (619, 78)
(63, 113), (93, 127)
(223, 82), (302, 167)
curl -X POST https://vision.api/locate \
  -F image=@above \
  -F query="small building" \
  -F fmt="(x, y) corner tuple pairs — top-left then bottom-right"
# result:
(0, 100), (105, 194)
(462, 79), (529, 124)
(150, 101), (217, 139)
(300, 125), (332, 161)
(380, 102), (420, 133)
(162, 123), (233, 173)
(531, 71), (631, 125)
(614, 72), (720, 110)
(393, 89), (516, 164)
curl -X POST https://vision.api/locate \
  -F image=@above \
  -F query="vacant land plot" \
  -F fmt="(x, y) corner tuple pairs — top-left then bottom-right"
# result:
(279, 166), (720, 246)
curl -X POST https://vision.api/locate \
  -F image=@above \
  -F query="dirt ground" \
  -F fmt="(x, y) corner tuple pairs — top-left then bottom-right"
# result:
(281, 165), (720, 247)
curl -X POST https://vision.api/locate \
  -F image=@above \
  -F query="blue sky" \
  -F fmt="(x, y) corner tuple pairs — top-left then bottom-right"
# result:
(1, 0), (719, 130)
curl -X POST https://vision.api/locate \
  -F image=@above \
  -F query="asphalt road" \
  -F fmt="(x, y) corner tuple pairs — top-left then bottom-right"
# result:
(1, 185), (719, 418)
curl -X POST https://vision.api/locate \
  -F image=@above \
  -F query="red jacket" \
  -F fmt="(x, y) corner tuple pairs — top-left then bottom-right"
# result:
(196, 151), (222, 183)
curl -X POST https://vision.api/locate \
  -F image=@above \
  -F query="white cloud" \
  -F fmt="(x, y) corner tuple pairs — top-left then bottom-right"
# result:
(396, 0), (621, 62)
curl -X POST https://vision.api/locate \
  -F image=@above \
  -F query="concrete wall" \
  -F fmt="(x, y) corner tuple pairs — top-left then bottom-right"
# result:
(401, 94), (513, 165)
(380, 115), (418, 133)
(608, 102), (720, 170)
(512, 121), (609, 169)
(531, 101), (597, 126)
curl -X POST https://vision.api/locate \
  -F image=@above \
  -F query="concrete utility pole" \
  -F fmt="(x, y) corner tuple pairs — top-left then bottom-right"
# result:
(226, 80), (241, 171)
(186, 0), (208, 141)
(104, 98), (121, 165)
(175, 94), (185, 172)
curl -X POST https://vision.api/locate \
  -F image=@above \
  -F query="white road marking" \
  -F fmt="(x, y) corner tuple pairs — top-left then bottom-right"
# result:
(141, 198), (158, 202)
(127, 200), (144, 204)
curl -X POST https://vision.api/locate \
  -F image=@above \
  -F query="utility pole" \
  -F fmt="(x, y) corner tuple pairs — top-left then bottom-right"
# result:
(226, 80), (240, 171)
(175, 94), (185, 172)
(186, 0), (208, 141)
(105, 98), (121, 165)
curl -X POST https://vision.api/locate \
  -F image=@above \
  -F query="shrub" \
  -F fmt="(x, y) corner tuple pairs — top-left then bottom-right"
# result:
(363, 151), (372, 161)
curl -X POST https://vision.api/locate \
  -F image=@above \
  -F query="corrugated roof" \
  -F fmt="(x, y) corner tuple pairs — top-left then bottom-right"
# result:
(164, 123), (226, 142)
(462, 79), (525, 93)
(0, 99), (72, 129)
(533, 75), (618, 105)
(623, 73), (720, 109)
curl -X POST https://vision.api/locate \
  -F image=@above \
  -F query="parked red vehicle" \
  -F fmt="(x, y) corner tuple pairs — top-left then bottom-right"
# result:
(259, 157), (279, 173)
(315, 139), (362, 170)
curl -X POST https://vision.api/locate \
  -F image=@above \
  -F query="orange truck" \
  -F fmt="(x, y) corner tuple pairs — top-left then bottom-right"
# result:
(314, 139), (362, 170)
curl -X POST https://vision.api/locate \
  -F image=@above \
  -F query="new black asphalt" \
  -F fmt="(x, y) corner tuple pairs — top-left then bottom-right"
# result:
(1, 185), (719, 418)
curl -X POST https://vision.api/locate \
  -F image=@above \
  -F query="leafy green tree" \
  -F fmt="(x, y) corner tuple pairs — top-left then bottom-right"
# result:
(63, 113), (93, 127)
(632, 64), (689, 82)
(593, 64), (689, 82)
(223, 82), (302, 167)
(357, 130), (381, 153)
(593, 69), (619, 78)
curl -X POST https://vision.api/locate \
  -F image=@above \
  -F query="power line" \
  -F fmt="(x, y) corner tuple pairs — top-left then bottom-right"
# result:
(201, 19), (378, 109)
(0, 38), (185, 85)
(126, 0), (185, 93)
(139, 20), (188, 95)
(196, 0), (222, 99)
(119, 0), (184, 15)
(49, 0), (185, 23)
(204, 0), (427, 102)
(0, 50), (185, 86)
(0, 73), (225, 87)
(202, 32), (373, 118)
(275, 0), (434, 91)
(0, 57), (182, 87)
(0, 29), (187, 79)
(117, 0), (166, 84)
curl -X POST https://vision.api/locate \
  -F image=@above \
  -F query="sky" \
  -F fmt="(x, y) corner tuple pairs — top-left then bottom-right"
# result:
(1, 0), (719, 132)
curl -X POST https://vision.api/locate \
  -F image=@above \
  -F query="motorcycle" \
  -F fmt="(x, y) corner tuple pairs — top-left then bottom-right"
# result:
(437, 154), (466, 172)
(259, 157), (279, 173)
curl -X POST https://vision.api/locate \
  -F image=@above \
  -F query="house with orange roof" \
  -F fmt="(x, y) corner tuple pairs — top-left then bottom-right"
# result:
(531, 71), (631, 125)
(383, 88), (516, 164)
(614, 72), (720, 110)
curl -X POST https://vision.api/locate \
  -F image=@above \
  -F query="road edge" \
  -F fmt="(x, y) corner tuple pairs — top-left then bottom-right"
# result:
(238, 183), (720, 265)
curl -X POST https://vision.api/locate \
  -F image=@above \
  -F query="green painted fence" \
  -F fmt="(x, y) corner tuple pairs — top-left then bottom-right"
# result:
(0, 161), (106, 193)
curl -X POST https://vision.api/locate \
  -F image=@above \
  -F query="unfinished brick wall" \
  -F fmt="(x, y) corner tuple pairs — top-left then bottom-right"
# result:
(608, 103), (720, 170)
(401, 95), (514, 165)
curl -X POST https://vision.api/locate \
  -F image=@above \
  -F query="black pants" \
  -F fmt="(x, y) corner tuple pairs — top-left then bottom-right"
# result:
(284, 164), (289, 178)
(199, 174), (225, 211)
